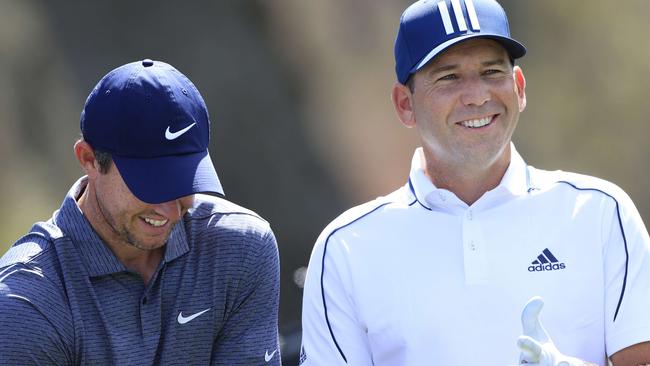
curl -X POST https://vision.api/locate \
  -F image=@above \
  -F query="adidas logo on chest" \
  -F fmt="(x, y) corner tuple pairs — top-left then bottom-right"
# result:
(528, 248), (566, 272)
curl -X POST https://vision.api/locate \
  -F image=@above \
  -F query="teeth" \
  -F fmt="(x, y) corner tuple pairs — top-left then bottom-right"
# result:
(143, 217), (167, 227)
(460, 116), (491, 128)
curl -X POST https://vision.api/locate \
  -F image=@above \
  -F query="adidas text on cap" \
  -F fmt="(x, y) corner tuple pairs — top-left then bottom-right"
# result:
(394, 0), (526, 84)
(80, 59), (224, 204)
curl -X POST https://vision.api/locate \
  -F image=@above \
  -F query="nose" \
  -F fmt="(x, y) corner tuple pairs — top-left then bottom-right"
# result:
(154, 195), (195, 221)
(459, 77), (490, 107)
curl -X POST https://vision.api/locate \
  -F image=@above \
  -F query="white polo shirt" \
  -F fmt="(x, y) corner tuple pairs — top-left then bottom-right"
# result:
(300, 145), (650, 366)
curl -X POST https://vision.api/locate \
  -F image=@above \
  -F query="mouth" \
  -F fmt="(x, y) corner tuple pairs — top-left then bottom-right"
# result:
(141, 217), (168, 227)
(457, 114), (497, 129)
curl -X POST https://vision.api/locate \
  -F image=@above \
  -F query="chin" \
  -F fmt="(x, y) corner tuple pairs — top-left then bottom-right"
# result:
(133, 242), (167, 252)
(126, 233), (170, 251)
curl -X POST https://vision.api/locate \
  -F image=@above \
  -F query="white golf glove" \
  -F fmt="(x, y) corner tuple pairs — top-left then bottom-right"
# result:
(517, 296), (592, 366)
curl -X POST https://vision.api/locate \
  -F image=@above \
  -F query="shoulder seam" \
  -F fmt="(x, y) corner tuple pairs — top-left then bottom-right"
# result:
(1, 233), (58, 268)
(320, 196), (415, 362)
(555, 180), (628, 322)
(187, 210), (269, 225)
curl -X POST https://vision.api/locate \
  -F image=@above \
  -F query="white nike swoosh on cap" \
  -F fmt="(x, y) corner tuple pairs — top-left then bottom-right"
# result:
(177, 307), (211, 324)
(165, 122), (196, 140)
(264, 349), (277, 362)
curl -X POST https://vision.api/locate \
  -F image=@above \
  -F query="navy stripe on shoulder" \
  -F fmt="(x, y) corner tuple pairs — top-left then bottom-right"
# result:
(320, 196), (416, 363)
(556, 180), (628, 322)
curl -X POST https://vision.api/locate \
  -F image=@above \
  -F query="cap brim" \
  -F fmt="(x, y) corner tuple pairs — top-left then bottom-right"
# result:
(410, 33), (527, 76)
(113, 149), (224, 204)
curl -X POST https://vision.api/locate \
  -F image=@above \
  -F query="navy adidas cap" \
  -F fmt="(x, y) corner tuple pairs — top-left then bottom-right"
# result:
(81, 59), (224, 204)
(394, 0), (526, 84)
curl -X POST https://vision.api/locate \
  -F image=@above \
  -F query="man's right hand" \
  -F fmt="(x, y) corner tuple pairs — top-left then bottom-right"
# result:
(517, 296), (595, 366)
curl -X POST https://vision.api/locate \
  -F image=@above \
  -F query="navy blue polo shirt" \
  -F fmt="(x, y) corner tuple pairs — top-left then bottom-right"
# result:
(0, 178), (281, 365)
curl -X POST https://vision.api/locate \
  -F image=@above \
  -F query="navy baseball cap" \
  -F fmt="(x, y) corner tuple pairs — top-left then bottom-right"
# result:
(81, 59), (224, 204)
(395, 0), (526, 84)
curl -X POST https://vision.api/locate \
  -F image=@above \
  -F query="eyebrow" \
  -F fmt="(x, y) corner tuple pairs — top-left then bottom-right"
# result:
(481, 58), (508, 67)
(428, 58), (508, 75)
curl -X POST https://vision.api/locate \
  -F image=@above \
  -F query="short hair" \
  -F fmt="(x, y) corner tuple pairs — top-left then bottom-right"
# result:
(94, 149), (113, 174)
(405, 77), (415, 94)
(78, 136), (113, 174)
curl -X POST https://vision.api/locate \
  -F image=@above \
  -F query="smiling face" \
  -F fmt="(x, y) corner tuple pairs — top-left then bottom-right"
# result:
(90, 161), (194, 252)
(394, 38), (526, 179)
(75, 140), (194, 257)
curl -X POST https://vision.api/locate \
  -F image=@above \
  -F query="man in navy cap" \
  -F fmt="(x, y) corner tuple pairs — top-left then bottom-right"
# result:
(0, 60), (281, 364)
(300, 1), (650, 365)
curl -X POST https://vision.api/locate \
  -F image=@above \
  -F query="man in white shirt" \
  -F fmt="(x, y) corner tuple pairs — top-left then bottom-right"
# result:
(300, 0), (650, 365)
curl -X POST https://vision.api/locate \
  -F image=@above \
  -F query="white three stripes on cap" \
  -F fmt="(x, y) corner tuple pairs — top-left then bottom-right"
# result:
(464, 0), (480, 30)
(451, 0), (468, 31)
(437, 0), (480, 35)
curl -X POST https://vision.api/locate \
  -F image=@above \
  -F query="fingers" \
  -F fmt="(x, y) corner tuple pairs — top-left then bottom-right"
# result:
(521, 296), (549, 342)
(517, 335), (543, 364)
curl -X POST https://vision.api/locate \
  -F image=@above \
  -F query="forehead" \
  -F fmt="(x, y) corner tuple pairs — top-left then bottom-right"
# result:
(425, 38), (509, 69)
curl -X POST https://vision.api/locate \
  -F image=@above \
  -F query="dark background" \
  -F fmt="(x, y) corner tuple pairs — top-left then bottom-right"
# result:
(1, 1), (649, 363)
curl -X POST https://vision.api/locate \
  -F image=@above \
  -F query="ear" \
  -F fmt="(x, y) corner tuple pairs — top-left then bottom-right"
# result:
(74, 140), (101, 179)
(391, 82), (416, 128)
(513, 66), (527, 112)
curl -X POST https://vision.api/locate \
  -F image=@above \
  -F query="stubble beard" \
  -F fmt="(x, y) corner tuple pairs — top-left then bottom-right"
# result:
(95, 190), (170, 252)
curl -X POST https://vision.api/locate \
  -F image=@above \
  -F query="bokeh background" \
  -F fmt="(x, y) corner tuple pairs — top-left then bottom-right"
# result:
(1, 0), (649, 363)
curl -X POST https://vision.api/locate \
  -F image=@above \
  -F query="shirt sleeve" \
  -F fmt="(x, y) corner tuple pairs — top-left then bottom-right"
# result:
(210, 229), (281, 365)
(603, 190), (650, 355)
(300, 229), (373, 365)
(0, 265), (73, 365)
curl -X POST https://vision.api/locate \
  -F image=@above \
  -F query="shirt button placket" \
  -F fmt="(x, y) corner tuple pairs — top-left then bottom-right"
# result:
(469, 241), (476, 251)
(462, 208), (488, 284)
(140, 286), (162, 361)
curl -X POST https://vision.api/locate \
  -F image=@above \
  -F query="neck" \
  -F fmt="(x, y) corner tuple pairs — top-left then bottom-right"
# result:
(77, 183), (163, 284)
(421, 148), (511, 206)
